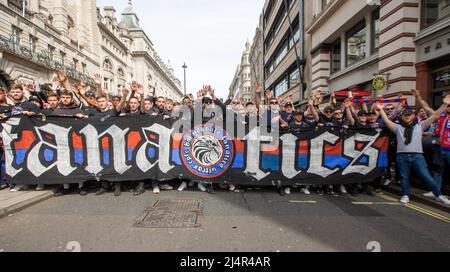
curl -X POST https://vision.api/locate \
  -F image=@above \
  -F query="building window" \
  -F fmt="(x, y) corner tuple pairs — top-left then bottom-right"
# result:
(118, 68), (125, 78)
(12, 26), (21, 48)
(275, 78), (289, 96)
(289, 69), (300, 88)
(422, 0), (450, 29)
(321, 0), (328, 10)
(433, 68), (450, 89)
(67, 16), (75, 39)
(73, 58), (78, 69)
(331, 38), (341, 74)
(60, 51), (66, 66)
(346, 20), (366, 66)
(372, 9), (380, 53)
(103, 59), (112, 71)
(29, 35), (37, 54)
(82, 63), (87, 74)
(103, 78), (109, 90)
(48, 45), (55, 61)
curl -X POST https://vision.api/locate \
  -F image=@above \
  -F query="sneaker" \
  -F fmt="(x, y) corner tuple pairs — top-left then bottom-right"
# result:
(363, 184), (374, 196)
(400, 195), (410, 204)
(284, 187), (291, 195)
(36, 184), (45, 191)
(133, 182), (146, 196)
(95, 187), (107, 196)
(436, 195), (450, 205)
(301, 187), (311, 195)
(383, 179), (392, 186)
(153, 186), (160, 194)
(10, 184), (29, 192)
(198, 183), (207, 192)
(339, 185), (348, 194)
(326, 185), (335, 195)
(423, 192), (435, 198)
(79, 189), (88, 196)
(114, 184), (121, 197)
(160, 184), (173, 191)
(54, 187), (69, 197)
(350, 187), (359, 197)
(229, 184), (236, 192)
(178, 181), (187, 191)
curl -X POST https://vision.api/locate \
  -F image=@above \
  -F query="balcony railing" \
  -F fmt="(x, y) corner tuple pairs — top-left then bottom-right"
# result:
(7, 0), (33, 20)
(0, 34), (95, 85)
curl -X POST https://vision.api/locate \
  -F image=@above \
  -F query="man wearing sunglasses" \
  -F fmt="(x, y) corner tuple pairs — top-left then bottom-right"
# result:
(318, 106), (335, 127)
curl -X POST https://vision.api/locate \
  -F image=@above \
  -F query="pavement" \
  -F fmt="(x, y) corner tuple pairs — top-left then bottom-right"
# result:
(0, 188), (53, 218)
(384, 184), (450, 213)
(0, 185), (449, 252)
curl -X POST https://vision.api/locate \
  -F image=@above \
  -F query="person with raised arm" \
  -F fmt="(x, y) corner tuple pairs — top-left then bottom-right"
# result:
(374, 94), (450, 205)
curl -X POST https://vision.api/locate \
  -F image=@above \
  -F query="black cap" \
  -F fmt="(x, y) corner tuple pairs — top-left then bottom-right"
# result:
(284, 102), (293, 107)
(112, 95), (120, 100)
(368, 110), (377, 115)
(245, 101), (255, 107)
(29, 95), (41, 103)
(401, 108), (415, 116)
(358, 110), (368, 116)
(295, 110), (303, 116)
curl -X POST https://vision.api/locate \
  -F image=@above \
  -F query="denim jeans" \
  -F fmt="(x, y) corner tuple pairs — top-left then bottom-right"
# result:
(396, 153), (442, 197)
(151, 180), (160, 188)
(0, 147), (5, 186)
(0, 160), (5, 186)
(441, 150), (450, 184)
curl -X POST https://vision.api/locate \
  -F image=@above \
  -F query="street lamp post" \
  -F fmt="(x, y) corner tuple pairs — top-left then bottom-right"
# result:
(182, 62), (187, 95)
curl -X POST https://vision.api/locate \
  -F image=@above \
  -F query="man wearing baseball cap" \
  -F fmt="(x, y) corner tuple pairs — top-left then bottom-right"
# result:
(375, 96), (450, 205)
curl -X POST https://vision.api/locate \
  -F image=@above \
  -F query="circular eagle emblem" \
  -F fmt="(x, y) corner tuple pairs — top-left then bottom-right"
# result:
(181, 124), (234, 178)
(373, 75), (386, 91)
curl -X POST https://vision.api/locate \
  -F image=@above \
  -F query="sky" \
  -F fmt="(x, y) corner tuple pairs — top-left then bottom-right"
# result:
(97, 0), (265, 98)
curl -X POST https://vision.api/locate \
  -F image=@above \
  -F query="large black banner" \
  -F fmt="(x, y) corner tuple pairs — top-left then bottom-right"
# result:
(1, 116), (389, 185)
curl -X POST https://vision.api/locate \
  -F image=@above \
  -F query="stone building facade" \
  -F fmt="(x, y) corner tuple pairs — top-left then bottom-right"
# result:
(0, 0), (182, 100)
(262, 0), (310, 105)
(229, 41), (252, 102)
(249, 14), (264, 102)
(306, 0), (450, 105)
(0, 0), (99, 87)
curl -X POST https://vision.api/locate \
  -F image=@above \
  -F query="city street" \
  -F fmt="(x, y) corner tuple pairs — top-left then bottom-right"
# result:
(0, 187), (449, 252)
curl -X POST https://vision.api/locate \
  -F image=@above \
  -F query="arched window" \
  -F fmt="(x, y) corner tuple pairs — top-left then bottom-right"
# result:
(117, 68), (125, 78)
(103, 59), (113, 71)
(67, 16), (75, 39)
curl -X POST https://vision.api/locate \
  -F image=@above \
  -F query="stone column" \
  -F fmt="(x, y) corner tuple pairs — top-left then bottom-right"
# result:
(415, 61), (431, 104)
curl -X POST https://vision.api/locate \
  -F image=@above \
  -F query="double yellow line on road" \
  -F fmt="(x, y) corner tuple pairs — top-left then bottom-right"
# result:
(376, 193), (450, 224)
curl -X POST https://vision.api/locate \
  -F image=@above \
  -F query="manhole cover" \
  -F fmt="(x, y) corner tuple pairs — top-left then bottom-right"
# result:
(134, 199), (202, 228)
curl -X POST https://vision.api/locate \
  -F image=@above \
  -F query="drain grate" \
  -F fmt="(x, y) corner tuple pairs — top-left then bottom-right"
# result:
(134, 199), (202, 228)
